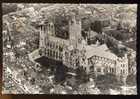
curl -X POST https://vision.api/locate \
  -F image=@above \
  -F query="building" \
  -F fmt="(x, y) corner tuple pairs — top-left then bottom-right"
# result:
(30, 11), (130, 83)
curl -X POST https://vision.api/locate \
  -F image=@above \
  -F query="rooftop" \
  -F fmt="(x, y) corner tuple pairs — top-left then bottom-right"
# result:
(49, 36), (69, 46)
(85, 44), (118, 60)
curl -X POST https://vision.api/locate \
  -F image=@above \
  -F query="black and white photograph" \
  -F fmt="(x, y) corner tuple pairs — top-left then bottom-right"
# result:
(2, 3), (137, 95)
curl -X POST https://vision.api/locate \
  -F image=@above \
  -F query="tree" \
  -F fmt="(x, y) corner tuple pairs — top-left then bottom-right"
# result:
(66, 76), (77, 89)
(91, 20), (103, 34)
(54, 65), (68, 83)
(95, 73), (122, 90)
(76, 67), (89, 84)
(126, 74), (136, 86)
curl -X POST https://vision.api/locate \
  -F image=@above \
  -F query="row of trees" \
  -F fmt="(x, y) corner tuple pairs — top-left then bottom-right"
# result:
(67, 66), (136, 91)
(105, 25), (135, 42)
(2, 4), (18, 15)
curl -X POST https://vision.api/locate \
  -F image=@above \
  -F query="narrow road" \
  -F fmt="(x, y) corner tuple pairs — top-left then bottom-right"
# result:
(5, 66), (31, 93)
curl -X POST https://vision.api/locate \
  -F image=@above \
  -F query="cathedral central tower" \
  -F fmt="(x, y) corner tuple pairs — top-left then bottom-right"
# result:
(69, 12), (82, 48)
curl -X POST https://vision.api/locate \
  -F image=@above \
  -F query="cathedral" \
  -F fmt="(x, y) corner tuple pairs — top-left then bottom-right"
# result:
(29, 11), (130, 83)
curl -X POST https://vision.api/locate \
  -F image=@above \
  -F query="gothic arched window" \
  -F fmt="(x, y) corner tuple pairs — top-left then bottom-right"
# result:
(50, 50), (52, 57)
(56, 52), (58, 59)
(53, 51), (55, 57)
